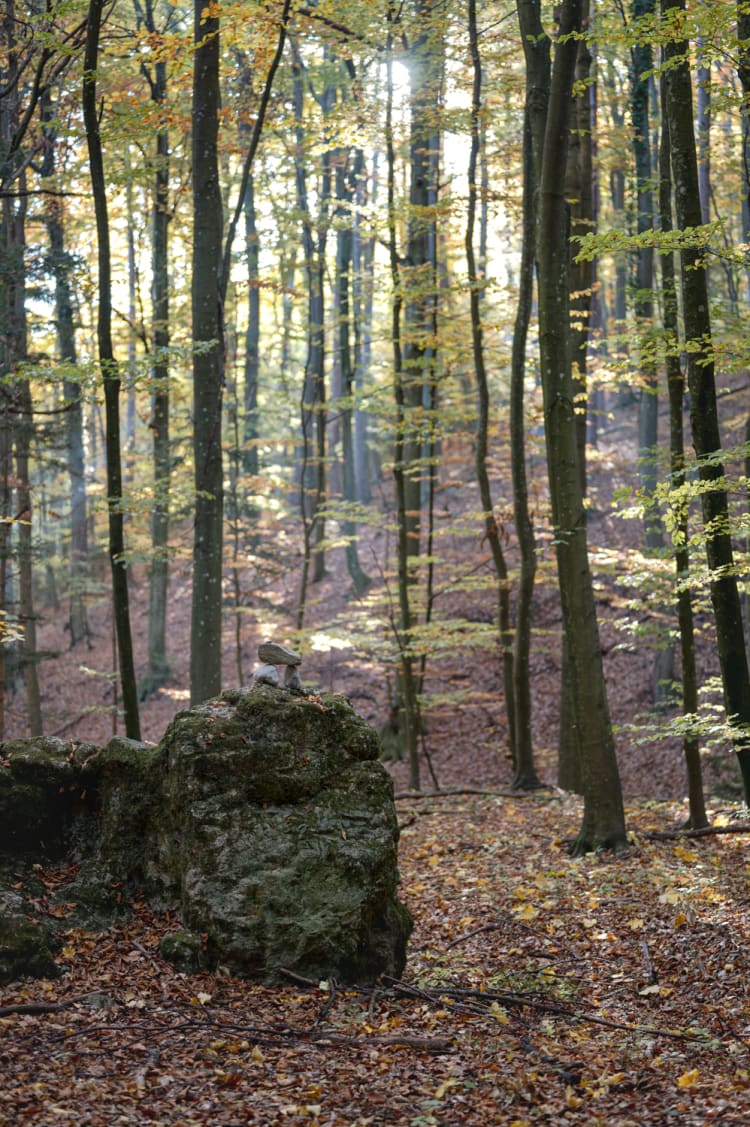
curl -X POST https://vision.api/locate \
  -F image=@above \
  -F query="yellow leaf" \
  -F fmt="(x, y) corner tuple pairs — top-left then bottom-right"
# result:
(434, 1077), (460, 1099)
(674, 911), (687, 928)
(678, 1069), (700, 1089)
(515, 903), (539, 921)
(628, 917), (645, 931)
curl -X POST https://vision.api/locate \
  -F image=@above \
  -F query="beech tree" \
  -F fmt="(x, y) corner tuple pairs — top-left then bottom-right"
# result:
(517, 0), (626, 852)
(83, 0), (141, 738)
(190, 0), (224, 706)
(662, 0), (750, 804)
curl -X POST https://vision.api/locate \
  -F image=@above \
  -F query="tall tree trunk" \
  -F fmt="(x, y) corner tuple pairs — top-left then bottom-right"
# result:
(291, 48), (330, 621)
(143, 0), (171, 694)
(559, 3), (594, 788)
(631, 1), (662, 549)
(663, 0), (750, 804)
(659, 78), (707, 829)
(352, 151), (376, 504)
(386, 13), (419, 788)
(334, 152), (370, 595)
(632, 0), (674, 705)
(467, 0), (522, 780)
(243, 169), (260, 480)
(190, 0), (224, 706)
(510, 113), (541, 792)
(83, 0), (141, 739)
(518, 0), (626, 852)
(41, 89), (90, 649)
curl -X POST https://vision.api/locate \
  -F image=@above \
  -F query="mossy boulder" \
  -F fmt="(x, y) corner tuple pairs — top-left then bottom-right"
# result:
(0, 687), (412, 986)
(0, 892), (59, 984)
(152, 686), (412, 984)
(0, 737), (98, 857)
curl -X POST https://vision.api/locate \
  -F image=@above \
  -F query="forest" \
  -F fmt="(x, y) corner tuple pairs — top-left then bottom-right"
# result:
(2, 1), (750, 1122)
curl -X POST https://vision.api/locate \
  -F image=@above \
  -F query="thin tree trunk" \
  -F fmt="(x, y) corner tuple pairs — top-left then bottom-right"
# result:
(658, 79), (707, 829)
(352, 151), (376, 504)
(41, 89), (90, 648)
(467, 0), (521, 779)
(243, 169), (260, 479)
(334, 152), (370, 594)
(190, 0), (224, 706)
(83, 0), (141, 738)
(387, 13), (419, 788)
(663, 0), (750, 803)
(143, 0), (170, 694)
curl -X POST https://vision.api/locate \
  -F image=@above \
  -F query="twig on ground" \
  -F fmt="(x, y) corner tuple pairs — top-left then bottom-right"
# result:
(642, 823), (750, 841)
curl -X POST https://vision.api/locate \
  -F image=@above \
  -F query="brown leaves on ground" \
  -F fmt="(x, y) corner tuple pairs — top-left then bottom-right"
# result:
(2, 794), (750, 1126)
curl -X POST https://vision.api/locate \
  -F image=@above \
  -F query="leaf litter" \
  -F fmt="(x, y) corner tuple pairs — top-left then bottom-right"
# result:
(2, 792), (750, 1126)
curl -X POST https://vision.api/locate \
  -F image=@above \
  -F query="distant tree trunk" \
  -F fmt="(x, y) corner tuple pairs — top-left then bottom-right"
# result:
(632, 0), (674, 705)
(696, 32), (710, 227)
(41, 90), (90, 649)
(291, 48), (330, 619)
(143, 0), (171, 694)
(124, 152), (138, 474)
(602, 63), (628, 368)
(386, 17), (419, 789)
(663, 0), (750, 804)
(243, 169), (260, 480)
(334, 151), (370, 594)
(519, 0), (626, 852)
(190, 0), (224, 705)
(352, 151), (376, 504)
(467, 0), (522, 780)
(510, 110), (541, 791)
(15, 375), (41, 735)
(658, 80), (707, 830)
(0, 412), (10, 738)
(5, 178), (41, 734)
(632, 0), (661, 548)
(402, 0), (442, 589)
(83, 0), (141, 739)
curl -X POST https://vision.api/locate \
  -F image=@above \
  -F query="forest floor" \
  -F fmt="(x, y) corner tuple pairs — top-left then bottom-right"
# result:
(1, 793), (749, 1125)
(2, 421), (750, 1123)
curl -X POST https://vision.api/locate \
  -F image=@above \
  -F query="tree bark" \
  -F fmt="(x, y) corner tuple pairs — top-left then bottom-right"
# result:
(83, 0), (141, 739)
(518, 0), (626, 851)
(334, 150), (370, 595)
(190, 0), (224, 706)
(663, 0), (750, 804)
(41, 88), (90, 649)
(467, 0), (522, 781)
(658, 79), (707, 829)
(142, 0), (171, 695)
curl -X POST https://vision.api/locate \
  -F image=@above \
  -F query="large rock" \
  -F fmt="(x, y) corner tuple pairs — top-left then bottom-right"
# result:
(151, 686), (412, 984)
(0, 687), (412, 986)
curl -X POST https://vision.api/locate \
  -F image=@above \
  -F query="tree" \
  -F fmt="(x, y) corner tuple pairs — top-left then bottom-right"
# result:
(137, 0), (173, 696)
(83, 0), (141, 739)
(517, 0), (627, 852)
(40, 86), (91, 651)
(467, 0), (530, 786)
(189, 0), (224, 706)
(662, 0), (750, 804)
(658, 75), (707, 829)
